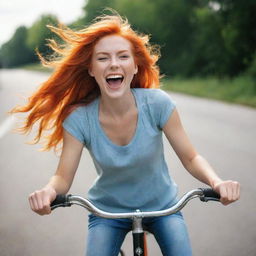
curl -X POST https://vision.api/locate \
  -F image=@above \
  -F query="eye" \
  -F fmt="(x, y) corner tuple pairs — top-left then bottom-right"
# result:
(120, 55), (129, 59)
(98, 57), (107, 61)
(97, 57), (108, 61)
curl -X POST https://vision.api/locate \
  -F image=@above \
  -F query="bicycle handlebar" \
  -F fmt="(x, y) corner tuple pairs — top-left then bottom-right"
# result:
(50, 188), (220, 219)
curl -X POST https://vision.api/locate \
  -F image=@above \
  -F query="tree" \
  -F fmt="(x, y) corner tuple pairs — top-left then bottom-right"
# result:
(219, 0), (256, 76)
(0, 26), (34, 68)
(80, 0), (116, 25)
(2, 0), (255, 78)
(116, 0), (195, 76)
(80, 0), (196, 76)
(26, 14), (59, 56)
(189, 7), (228, 76)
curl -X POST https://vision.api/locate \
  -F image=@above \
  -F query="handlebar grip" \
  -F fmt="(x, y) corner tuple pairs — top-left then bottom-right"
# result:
(199, 188), (220, 202)
(50, 194), (72, 210)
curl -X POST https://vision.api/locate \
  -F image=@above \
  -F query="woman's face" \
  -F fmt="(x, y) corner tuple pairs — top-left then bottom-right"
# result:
(89, 35), (138, 99)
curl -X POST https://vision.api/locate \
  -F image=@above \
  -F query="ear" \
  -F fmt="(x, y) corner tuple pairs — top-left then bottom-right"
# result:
(134, 64), (138, 75)
(88, 68), (94, 77)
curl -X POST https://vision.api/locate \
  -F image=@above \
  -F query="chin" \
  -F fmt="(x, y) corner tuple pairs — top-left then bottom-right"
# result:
(103, 82), (130, 99)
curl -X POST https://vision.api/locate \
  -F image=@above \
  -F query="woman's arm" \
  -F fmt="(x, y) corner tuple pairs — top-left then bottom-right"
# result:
(29, 130), (84, 215)
(163, 109), (240, 205)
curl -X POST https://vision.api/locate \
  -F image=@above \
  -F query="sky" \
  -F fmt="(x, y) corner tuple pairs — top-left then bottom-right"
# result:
(0, 0), (85, 47)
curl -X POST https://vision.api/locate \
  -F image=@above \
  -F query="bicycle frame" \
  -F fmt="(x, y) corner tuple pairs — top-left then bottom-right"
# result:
(51, 188), (220, 256)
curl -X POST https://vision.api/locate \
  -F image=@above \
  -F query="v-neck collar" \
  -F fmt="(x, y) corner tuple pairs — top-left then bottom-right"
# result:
(95, 89), (141, 149)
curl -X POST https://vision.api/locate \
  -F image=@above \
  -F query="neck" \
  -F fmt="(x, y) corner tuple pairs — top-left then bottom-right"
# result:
(99, 90), (136, 117)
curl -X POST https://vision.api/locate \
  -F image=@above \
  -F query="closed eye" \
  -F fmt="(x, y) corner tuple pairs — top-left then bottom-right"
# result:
(98, 57), (108, 61)
(120, 55), (129, 59)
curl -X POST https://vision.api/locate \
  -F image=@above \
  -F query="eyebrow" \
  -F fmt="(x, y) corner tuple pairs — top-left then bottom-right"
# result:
(95, 50), (130, 55)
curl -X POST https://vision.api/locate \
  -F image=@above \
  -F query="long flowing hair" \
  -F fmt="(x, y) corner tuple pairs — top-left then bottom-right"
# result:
(11, 13), (161, 151)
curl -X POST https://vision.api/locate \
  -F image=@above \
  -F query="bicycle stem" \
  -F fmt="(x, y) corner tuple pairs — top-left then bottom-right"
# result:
(132, 210), (145, 256)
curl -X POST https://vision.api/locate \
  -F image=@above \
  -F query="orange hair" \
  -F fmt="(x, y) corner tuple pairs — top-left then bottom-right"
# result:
(11, 13), (161, 151)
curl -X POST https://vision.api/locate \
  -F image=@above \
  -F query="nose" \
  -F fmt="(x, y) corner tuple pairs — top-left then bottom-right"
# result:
(110, 57), (119, 69)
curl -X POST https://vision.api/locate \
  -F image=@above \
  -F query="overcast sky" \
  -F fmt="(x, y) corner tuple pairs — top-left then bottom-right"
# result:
(0, 0), (85, 47)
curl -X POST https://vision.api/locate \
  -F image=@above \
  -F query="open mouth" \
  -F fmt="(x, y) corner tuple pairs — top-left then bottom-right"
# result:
(105, 75), (124, 88)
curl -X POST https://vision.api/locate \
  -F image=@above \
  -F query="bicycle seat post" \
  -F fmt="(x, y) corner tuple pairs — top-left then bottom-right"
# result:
(132, 210), (145, 256)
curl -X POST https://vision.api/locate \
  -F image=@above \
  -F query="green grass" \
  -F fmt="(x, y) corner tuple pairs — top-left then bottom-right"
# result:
(21, 63), (52, 73)
(162, 76), (256, 108)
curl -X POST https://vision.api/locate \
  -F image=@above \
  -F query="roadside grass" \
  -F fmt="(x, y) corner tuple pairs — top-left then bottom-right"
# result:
(162, 76), (256, 108)
(20, 63), (256, 108)
(21, 63), (52, 73)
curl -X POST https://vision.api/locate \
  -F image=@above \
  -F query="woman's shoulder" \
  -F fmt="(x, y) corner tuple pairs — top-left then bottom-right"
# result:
(132, 88), (176, 129)
(66, 98), (98, 119)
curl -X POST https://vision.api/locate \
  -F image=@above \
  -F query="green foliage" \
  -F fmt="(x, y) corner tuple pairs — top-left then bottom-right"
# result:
(245, 54), (256, 81)
(148, 0), (195, 76)
(80, 0), (256, 79)
(217, 0), (256, 76)
(82, 0), (196, 77)
(0, 26), (34, 68)
(81, 0), (117, 24)
(26, 14), (59, 55)
(0, 14), (59, 68)
(189, 7), (227, 76)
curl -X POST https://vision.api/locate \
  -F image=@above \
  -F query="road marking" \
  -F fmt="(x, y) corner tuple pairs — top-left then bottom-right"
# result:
(0, 115), (17, 139)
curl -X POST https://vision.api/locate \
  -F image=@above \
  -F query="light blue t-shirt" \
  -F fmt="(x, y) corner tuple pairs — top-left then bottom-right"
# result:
(63, 88), (178, 213)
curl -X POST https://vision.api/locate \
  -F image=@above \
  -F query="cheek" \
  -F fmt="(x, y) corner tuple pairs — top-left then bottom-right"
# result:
(125, 59), (137, 73)
(94, 74), (105, 86)
(90, 63), (104, 77)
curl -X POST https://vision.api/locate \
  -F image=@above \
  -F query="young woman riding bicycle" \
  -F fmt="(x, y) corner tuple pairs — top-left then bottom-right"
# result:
(12, 12), (240, 256)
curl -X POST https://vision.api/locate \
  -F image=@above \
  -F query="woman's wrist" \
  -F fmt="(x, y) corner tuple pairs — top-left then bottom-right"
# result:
(46, 175), (69, 195)
(43, 185), (57, 197)
(210, 177), (223, 189)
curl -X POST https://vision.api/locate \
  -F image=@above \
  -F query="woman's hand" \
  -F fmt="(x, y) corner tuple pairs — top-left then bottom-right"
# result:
(29, 186), (57, 215)
(213, 180), (240, 205)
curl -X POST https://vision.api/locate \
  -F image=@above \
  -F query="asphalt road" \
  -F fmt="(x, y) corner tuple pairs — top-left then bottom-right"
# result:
(0, 69), (255, 256)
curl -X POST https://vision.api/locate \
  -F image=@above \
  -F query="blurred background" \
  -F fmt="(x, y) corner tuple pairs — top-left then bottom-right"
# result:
(1, 0), (256, 107)
(0, 1), (256, 256)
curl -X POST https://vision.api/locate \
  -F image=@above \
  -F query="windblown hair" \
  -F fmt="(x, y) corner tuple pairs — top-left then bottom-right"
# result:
(11, 13), (161, 151)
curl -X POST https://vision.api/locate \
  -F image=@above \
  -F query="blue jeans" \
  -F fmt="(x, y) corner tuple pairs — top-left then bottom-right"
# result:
(86, 212), (192, 256)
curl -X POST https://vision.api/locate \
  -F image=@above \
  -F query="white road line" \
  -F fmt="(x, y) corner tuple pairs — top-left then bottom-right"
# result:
(0, 115), (17, 139)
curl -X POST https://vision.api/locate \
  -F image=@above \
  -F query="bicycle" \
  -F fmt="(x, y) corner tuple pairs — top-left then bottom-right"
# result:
(51, 188), (220, 256)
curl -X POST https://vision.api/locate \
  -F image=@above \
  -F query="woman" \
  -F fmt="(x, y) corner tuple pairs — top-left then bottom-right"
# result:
(12, 14), (240, 256)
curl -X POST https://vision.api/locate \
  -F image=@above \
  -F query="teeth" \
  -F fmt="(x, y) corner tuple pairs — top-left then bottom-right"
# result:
(106, 75), (123, 79)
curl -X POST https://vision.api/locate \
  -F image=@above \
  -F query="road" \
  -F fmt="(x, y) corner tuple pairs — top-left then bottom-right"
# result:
(0, 69), (255, 256)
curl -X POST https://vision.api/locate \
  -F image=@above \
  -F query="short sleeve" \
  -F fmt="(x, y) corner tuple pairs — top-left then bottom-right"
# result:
(148, 89), (176, 129)
(62, 107), (88, 145)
